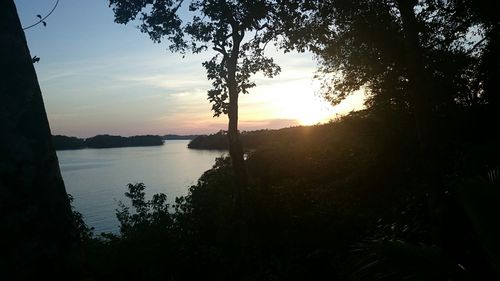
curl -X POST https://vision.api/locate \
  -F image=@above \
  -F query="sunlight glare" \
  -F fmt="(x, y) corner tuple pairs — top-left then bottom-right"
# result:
(251, 80), (365, 126)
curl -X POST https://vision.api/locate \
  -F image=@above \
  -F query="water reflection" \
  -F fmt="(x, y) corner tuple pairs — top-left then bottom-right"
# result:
(57, 140), (225, 233)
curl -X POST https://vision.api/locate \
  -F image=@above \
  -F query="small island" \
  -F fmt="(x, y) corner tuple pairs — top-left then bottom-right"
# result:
(53, 134), (164, 150)
(188, 131), (228, 150)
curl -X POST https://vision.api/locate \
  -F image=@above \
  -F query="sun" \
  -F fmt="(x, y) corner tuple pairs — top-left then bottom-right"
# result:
(280, 91), (367, 126)
(240, 73), (366, 127)
(295, 104), (333, 126)
(279, 90), (336, 126)
(243, 81), (337, 126)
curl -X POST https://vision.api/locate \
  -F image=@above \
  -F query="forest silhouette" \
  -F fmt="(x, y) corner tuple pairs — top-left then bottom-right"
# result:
(1, 0), (499, 280)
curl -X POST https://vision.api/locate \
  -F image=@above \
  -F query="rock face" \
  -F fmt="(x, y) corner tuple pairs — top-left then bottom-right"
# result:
(0, 1), (79, 279)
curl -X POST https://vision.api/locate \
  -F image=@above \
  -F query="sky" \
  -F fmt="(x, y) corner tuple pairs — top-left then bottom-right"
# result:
(14, 0), (364, 137)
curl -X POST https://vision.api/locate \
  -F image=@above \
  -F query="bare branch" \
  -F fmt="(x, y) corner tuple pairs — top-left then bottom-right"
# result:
(23, 0), (60, 30)
(465, 35), (489, 55)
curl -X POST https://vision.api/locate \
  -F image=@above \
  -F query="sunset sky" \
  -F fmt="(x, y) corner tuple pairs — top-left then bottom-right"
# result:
(15, 0), (364, 137)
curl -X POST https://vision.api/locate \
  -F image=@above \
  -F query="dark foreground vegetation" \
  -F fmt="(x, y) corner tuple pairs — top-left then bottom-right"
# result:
(4, 0), (500, 279)
(52, 134), (164, 150)
(74, 0), (500, 278)
(188, 129), (272, 150)
(187, 132), (228, 149)
(76, 106), (500, 280)
(188, 127), (349, 150)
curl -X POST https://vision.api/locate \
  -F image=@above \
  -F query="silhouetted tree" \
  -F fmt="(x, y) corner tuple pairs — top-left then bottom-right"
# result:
(109, 0), (281, 210)
(275, 0), (489, 152)
(462, 0), (500, 110)
(0, 0), (79, 279)
(52, 135), (86, 150)
(273, 1), (500, 276)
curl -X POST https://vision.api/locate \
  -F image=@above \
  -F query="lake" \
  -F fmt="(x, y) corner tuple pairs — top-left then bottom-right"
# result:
(57, 140), (225, 234)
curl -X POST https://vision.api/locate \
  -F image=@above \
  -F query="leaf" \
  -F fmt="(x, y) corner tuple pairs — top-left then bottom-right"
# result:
(42, 21), (47, 27)
(36, 14), (42, 19)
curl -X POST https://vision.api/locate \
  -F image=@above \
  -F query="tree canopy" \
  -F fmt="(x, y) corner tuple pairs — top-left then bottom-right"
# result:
(109, 0), (281, 116)
(109, 0), (285, 201)
(275, 0), (498, 113)
(67, 1), (500, 280)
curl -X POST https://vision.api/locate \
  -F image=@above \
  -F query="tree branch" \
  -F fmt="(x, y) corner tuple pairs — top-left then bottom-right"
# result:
(465, 35), (489, 55)
(213, 45), (228, 56)
(22, 0), (60, 30)
(172, 0), (185, 14)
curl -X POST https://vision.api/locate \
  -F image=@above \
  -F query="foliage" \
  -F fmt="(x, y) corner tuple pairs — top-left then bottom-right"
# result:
(85, 135), (164, 148)
(108, 0), (281, 118)
(188, 130), (228, 149)
(52, 135), (86, 150)
(275, 0), (497, 113)
(115, 183), (172, 236)
(52, 134), (164, 150)
(108, 0), (287, 196)
(68, 194), (94, 241)
(64, 1), (500, 280)
(78, 108), (500, 280)
(163, 134), (199, 140)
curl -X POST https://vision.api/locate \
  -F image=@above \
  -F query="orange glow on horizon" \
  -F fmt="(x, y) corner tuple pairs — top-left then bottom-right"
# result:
(242, 80), (366, 127)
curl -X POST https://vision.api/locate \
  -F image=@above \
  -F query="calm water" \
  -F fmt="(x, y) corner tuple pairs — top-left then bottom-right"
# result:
(57, 140), (225, 233)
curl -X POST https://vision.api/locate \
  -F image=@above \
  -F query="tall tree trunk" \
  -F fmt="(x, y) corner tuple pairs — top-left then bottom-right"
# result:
(227, 87), (247, 211)
(227, 31), (248, 213)
(396, 0), (432, 154)
(224, 25), (249, 278)
(396, 0), (447, 249)
(0, 1), (80, 279)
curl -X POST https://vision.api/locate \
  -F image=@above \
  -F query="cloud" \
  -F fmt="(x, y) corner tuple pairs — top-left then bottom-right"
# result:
(36, 34), (336, 138)
(115, 74), (209, 93)
(156, 117), (301, 135)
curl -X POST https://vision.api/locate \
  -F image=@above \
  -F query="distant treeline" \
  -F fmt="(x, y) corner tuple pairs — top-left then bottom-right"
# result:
(188, 127), (306, 150)
(163, 134), (199, 140)
(52, 134), (164, 150)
